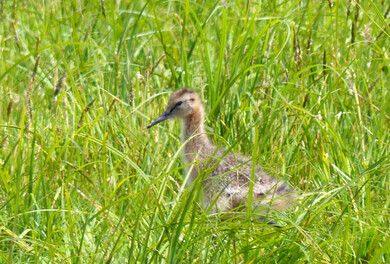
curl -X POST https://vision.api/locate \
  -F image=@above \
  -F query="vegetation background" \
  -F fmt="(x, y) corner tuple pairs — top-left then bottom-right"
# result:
(1, 0), (389, 263)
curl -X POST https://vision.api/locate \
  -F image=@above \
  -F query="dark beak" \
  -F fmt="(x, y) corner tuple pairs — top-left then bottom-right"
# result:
(147, 111), (170, 128)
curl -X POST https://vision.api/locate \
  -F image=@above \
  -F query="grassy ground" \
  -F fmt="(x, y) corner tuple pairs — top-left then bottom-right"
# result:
(1, 0), (389, 263)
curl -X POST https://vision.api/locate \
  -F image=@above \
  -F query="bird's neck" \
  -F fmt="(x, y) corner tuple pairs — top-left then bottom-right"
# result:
(181, 110), (213, 164)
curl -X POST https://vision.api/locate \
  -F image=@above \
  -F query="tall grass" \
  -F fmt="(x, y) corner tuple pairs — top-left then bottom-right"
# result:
(0, 0), (389, 263)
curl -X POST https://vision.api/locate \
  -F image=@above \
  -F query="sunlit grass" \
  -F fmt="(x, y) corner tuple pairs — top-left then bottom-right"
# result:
(0, 0), (389, 263)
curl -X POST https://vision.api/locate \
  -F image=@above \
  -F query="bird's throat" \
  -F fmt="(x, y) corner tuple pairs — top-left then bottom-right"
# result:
(181, 113), (212, 164)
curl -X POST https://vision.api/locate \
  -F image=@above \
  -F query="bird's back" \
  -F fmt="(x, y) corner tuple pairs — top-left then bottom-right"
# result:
(194, 151), (297, 214)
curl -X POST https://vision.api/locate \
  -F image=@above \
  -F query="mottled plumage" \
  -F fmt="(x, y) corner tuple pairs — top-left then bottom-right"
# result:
(148, 88), (297, 217)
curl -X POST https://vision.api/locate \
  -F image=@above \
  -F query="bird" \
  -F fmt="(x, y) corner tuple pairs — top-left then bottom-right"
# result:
(147, 88), (297, 223)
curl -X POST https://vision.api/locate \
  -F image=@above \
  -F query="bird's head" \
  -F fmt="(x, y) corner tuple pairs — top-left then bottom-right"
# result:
(147, 88), (202, 129)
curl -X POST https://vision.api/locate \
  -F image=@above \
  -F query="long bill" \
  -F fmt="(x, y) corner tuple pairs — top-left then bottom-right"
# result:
(147, 111), (171, 128)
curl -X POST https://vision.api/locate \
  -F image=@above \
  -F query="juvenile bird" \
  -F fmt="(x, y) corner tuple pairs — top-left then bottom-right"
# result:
(147, 88), (297, 222)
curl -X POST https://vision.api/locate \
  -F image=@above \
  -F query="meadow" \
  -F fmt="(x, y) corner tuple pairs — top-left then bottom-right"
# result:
(0, 0), (389, 263)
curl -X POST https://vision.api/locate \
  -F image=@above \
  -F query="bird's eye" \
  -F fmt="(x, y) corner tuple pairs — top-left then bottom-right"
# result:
(176, 101), (183, 106)
(190, 98), (195, 102)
